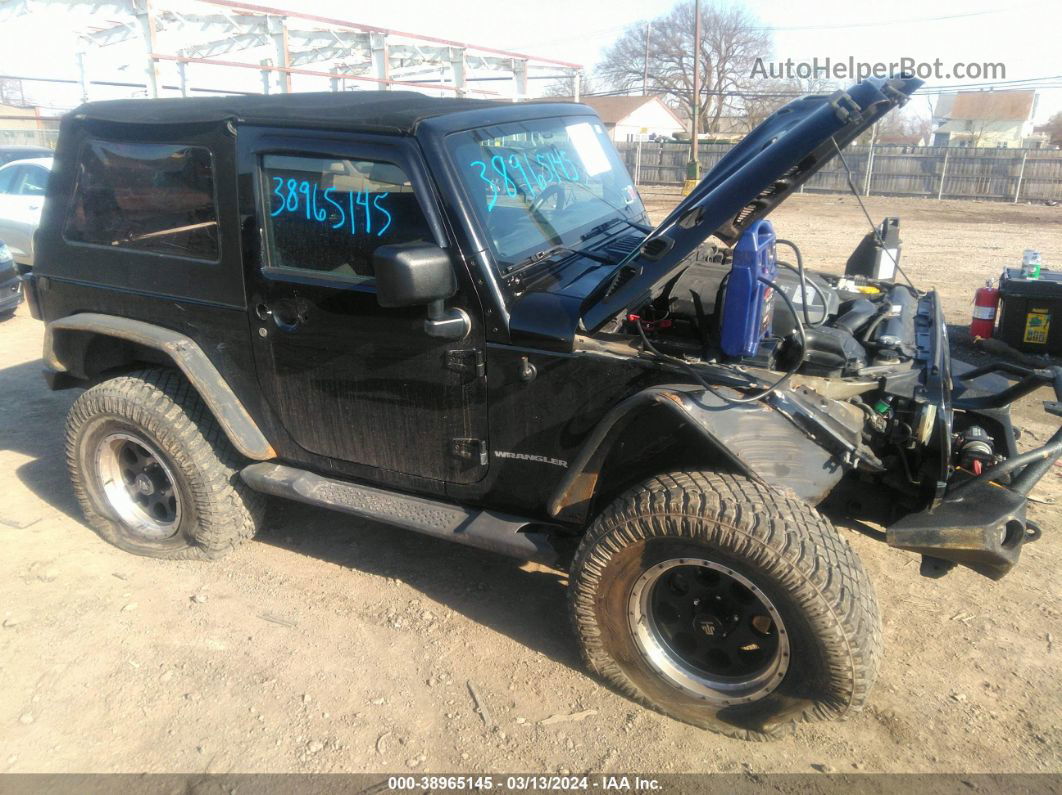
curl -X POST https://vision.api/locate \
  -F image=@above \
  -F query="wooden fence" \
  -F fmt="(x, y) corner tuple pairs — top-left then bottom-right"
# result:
(617, 141), (1062, 203)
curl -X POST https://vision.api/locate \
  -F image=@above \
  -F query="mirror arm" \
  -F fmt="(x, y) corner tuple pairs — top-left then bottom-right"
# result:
(424, 300), (470, 341)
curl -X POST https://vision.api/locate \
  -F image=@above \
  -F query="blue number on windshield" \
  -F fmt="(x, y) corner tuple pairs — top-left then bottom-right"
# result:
(534, 152), (558, 184)
(490, 156), (518, 198)
(467, 146), (587, 214)
(508, 154), (538, 197)
(470, 160), (498, 213)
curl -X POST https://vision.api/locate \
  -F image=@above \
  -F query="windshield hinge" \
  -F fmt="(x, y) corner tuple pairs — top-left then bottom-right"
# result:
(451, 438), (488, 466)
(446, 349), (486, 381)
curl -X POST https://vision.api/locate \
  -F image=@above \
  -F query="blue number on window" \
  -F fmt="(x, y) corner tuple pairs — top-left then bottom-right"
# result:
(355, 191), (371, 235)
(270, 177), (286, 216)
(373, 193), (392, 237)
(284, 179), (300, 212)
(298, 180), (312, 219)
(323, 187), (345, 229)
(271, 174), (397, 238)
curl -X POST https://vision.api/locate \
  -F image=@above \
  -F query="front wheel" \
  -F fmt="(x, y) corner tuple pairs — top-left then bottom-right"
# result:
(569, 471), (882, 740)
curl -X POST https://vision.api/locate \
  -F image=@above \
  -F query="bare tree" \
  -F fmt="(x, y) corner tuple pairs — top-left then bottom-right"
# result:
(597, 1), (769, 136)
(1041, 111), (1062, 146)
(735, 76), (835, 131)
(541, 73), (594, 99)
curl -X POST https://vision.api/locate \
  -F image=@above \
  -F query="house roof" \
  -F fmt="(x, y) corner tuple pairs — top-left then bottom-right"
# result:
(935, 90), (1036, 122)
(545, 95), (685, 128)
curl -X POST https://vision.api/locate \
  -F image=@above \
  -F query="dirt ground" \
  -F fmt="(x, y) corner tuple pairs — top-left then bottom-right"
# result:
(1, 194), (1060, 775)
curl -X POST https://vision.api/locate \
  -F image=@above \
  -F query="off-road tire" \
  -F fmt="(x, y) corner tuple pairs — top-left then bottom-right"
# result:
(66, 368), (265, 559)
(569, 471), (882, 740)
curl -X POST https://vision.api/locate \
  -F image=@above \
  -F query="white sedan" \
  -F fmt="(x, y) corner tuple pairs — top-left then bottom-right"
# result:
(0, 156), (52, 267)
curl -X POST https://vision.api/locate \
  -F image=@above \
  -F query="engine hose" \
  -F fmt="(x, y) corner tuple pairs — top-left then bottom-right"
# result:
(775, 239), (827, 328)
(860, 306), (891, 344)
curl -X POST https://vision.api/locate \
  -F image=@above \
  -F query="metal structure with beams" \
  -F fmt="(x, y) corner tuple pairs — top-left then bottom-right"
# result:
(0, 0), (583, 103)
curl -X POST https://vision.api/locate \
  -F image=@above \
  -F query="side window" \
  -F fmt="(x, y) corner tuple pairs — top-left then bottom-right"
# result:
(63, 140), (219, 261)
(261, 154), (434, 285)
(16, 166), (48, 196)
(0, 165), (17, 194)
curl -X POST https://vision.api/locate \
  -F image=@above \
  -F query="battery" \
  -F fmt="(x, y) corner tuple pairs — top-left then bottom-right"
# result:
(996, 267), (1062, 355)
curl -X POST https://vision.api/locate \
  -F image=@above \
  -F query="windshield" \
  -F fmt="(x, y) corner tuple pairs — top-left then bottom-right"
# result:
(447, 116), (645, 273)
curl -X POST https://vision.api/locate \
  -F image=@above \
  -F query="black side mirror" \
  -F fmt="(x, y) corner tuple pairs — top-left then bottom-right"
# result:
(374, 243), (455, 307)
(373, 243), (469, 340)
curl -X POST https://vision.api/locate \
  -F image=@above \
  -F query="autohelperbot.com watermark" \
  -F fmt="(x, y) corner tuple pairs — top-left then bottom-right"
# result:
(751, 57), (1005, 82)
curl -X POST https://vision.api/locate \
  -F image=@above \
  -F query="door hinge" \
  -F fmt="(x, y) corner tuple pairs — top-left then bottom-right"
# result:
(451, 438), (488, 466)
(446, 349), (486, 381)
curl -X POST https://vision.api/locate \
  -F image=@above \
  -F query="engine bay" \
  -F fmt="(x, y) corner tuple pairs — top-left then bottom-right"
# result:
(638, 241), (921, 379)
(591, 222), (1013, 516)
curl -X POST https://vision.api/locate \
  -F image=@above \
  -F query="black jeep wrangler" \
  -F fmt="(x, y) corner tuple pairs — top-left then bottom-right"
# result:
(24, 76), (1059, 739)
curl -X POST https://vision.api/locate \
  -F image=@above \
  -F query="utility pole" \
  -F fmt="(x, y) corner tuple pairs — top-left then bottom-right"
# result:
(642, 21), (651, 96)
(684, 0), (701, 194)
(135, 0), (161, 98)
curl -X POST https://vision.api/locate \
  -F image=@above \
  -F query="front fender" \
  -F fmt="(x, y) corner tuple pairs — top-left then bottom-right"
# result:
(548, 384), (845, 522)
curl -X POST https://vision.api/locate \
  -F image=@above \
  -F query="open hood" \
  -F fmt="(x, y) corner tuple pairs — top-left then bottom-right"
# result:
(582, 75), (923, 332)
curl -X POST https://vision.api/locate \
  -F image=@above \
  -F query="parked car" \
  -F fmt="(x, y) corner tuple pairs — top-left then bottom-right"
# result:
(0, 240), (21, 318)
(0, 144), (52, 166)
(23, 78), (1058, 740)
(0, 156), (52, 266)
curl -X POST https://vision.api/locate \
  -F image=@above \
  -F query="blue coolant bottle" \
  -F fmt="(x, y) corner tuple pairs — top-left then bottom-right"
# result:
(720, 219), (778, 358)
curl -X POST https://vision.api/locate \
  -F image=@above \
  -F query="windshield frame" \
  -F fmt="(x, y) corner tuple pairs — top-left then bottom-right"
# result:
(443, 113), (645, 281)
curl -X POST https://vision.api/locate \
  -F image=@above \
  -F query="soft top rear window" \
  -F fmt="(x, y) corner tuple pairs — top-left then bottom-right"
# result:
(63, 140), (219, 261)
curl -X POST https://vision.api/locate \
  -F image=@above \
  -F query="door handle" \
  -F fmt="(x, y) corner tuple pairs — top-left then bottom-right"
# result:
(256, 302), (305, 332)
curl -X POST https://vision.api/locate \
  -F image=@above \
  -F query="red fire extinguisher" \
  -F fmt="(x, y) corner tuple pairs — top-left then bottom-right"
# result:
(970, 279), (999, 339)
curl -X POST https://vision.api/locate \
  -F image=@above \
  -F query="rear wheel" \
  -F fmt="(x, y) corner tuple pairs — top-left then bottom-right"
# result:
(569, 471), (881, 739)
(66, 368), (264, 559)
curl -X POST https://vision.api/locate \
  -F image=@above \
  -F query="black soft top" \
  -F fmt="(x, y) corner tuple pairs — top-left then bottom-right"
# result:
(69, 90), (509, 134)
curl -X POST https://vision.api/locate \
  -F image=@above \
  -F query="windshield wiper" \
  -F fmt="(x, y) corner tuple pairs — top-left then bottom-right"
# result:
(620, 218), (653, 234)
(505, 243), (616, 279)
(580, 218), (625, 241)
(580, 216), (653, 242)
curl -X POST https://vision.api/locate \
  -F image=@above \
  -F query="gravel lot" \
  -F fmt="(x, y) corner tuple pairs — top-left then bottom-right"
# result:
(1, 193), (1059, 775)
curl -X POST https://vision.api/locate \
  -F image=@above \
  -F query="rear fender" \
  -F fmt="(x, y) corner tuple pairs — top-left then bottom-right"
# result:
(44, 313), (275, 461)
(547, 385), (845, 523)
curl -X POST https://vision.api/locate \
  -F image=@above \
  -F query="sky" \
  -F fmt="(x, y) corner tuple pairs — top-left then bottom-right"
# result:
(1, 0), (1059, 124)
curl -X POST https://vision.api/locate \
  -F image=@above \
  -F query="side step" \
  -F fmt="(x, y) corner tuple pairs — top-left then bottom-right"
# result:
(241, 463), (558, 565)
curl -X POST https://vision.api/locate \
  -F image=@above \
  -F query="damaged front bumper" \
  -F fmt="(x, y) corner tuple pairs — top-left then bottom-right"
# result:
(888, 360), (1061, 579)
